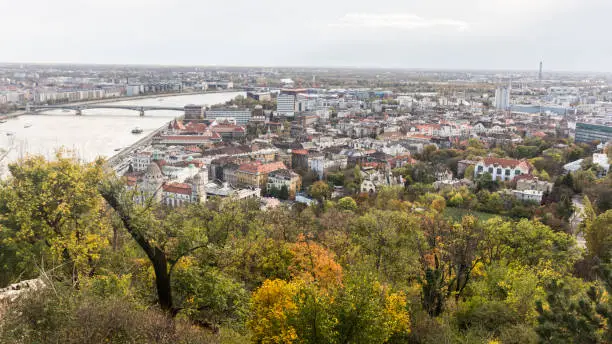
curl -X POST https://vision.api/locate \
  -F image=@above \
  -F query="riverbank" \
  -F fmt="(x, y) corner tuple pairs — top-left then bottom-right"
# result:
(107, 119), (174, 174)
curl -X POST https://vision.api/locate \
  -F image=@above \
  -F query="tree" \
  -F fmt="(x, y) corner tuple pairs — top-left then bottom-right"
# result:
(536, 280), (604, 344)
(584, 210), (612, 263)
(309, 181), (331, 204)
(464, 165), (475, 180)
(279, 185), (290, 200)
(0, 153), (111, 286)
(248, 279), (299, 343)
(99, 181), (210, 314)
(337, 196), (358, 212)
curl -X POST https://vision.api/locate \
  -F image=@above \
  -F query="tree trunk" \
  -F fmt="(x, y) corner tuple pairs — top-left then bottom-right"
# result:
(151, 247), (172, 312)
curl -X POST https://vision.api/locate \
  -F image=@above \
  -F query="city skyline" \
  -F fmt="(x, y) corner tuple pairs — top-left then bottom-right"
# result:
(0, 0), (610, 72)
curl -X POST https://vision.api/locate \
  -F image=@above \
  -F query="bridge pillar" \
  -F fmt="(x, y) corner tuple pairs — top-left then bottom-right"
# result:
(25, 104), (31, 113)
(75, 109), (82, 116)
(139, 109), (145, 117)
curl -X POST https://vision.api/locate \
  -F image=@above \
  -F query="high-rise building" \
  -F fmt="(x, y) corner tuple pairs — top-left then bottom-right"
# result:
(538, 61), (543, 84)
(575, 122), (612, 144)
(494, 86), (510, 110)
(277, 93), (296, 116)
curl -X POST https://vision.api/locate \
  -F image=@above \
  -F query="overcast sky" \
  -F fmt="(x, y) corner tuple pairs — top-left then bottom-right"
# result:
(1, 0), (610, 71)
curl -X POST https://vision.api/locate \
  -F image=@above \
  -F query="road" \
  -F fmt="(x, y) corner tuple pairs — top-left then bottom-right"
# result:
(570, 195), (586, 249)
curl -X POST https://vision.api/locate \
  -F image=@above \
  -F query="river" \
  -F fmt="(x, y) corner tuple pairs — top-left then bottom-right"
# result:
(0, 92), (244, 171)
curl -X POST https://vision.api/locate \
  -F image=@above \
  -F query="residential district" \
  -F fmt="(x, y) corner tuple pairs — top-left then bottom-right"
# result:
(43, 64), (602, 227)
(2, 64), (612, 218)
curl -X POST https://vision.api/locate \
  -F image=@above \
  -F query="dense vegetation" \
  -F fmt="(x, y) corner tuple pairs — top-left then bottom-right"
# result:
(0, 151), (612, 343)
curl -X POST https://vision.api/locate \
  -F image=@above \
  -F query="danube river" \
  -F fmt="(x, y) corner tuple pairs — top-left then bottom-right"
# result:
(0, 92), (244, 171)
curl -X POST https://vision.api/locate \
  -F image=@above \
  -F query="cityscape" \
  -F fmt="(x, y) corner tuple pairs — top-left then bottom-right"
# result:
(1, 0), (612, 343)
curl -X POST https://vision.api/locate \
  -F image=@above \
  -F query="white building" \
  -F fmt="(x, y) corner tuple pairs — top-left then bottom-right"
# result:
(133, 151), (153, 172)
(512, 189), (544, 203)
(205, 108), (251, 124)
(494, 86), (510, 110)
(475, 157), (532, 181)
(277, 94), (296, 117)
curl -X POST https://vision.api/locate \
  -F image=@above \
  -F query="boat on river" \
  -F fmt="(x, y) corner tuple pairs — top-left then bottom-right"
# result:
(131, 127), (144, 134)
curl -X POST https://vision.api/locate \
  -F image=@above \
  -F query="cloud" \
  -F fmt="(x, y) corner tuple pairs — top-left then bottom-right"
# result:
(330, 13), (470, 32)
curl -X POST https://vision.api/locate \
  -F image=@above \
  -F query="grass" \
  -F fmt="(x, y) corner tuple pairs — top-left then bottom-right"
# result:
(443, 207), (502, 222)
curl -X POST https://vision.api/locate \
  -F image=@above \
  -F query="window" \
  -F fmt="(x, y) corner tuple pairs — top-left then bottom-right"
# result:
(488, 167), (494, 173)
(515, 170), (521, 175)
(496, 168), (502, 175)
(505, 169), (511, 176)
(477, 166), (483, 172)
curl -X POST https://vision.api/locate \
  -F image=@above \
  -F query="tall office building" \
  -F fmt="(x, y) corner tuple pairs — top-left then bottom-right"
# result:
(575, 122), (612, 144)
(494, 86), (510, 110)
(277, 93), (297, 116)
(538, 61), (543, 84)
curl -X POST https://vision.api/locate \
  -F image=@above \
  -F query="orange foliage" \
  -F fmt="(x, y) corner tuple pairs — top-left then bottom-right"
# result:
(289, 235), (343, 289)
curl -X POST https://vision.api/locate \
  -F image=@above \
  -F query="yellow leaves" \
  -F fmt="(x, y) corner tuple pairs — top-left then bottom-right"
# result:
(383, 291), (411, 335)
(289, 236), (343, 290)
(248, 279), (300, 344)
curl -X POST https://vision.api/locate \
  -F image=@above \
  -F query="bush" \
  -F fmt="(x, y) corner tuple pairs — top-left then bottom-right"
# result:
(456, 299), (519, 335)
(0, 287), (216, 344)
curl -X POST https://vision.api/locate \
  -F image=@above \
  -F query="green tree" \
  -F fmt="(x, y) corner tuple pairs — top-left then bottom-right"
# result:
(337, 196), (358, 212)
(309, 181), (331, 204)
(584, 210), (612, 263)
(0, 153), (111, 286)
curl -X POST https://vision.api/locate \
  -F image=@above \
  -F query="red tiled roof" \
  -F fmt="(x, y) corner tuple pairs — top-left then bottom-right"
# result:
(163, 183), (192, 195)
(482, 157), (531, 170)
(292, 149), (308, 155)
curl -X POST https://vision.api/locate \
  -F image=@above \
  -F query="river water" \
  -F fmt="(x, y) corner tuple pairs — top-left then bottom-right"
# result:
(0, 92), (244, 171)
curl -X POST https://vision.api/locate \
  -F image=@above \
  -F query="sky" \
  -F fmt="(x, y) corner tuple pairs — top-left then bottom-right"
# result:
(0, 0), (610, 72)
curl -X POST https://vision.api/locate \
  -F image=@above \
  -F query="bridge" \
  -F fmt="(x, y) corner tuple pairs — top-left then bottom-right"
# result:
(26, 104), (186, 116)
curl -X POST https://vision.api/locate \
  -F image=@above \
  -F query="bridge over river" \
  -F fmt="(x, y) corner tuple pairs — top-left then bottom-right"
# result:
(26, 104), (186, 116)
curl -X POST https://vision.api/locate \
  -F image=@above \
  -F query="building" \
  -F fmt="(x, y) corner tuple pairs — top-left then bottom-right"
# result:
(247, 91), (272, 102)
(133, 151), (153, 172)
(267, 169), (302, 200)
(205, 108), (252, 124)
(593, 153), (610, 177)
(512, 189), (544, 203)
(210, 124), (246, 140)
(277, 94), (296, 117)
(575, 123), (612, 144)
(184, 104), (204, 120)
(475, 157), (532, 181)
(494, 86), (510, 110)
(309, 154), (348, 179)
(515, 175), (553, 193)
(235, 161), (287, 189)
(205, 182), (261, 199)
(137, 162), (165, 203)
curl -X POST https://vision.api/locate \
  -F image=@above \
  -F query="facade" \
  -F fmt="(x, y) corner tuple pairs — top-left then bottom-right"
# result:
(133, 151), (153, 172)
(184, 104), (204, 120)
(516, 175), (554, 193)
(277, 94), (296, 116)
(235, 161), (287, 189)
(309, 154), (348, 179)
(138, 162), (165, 203)
(575, 123), (612, 144)
(267, 169), (302, 200)
(494, 86), (510, 110)
(205, 108), (252, 124)
(512, 189), (544, 203)
(475, 157), (532, 181)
